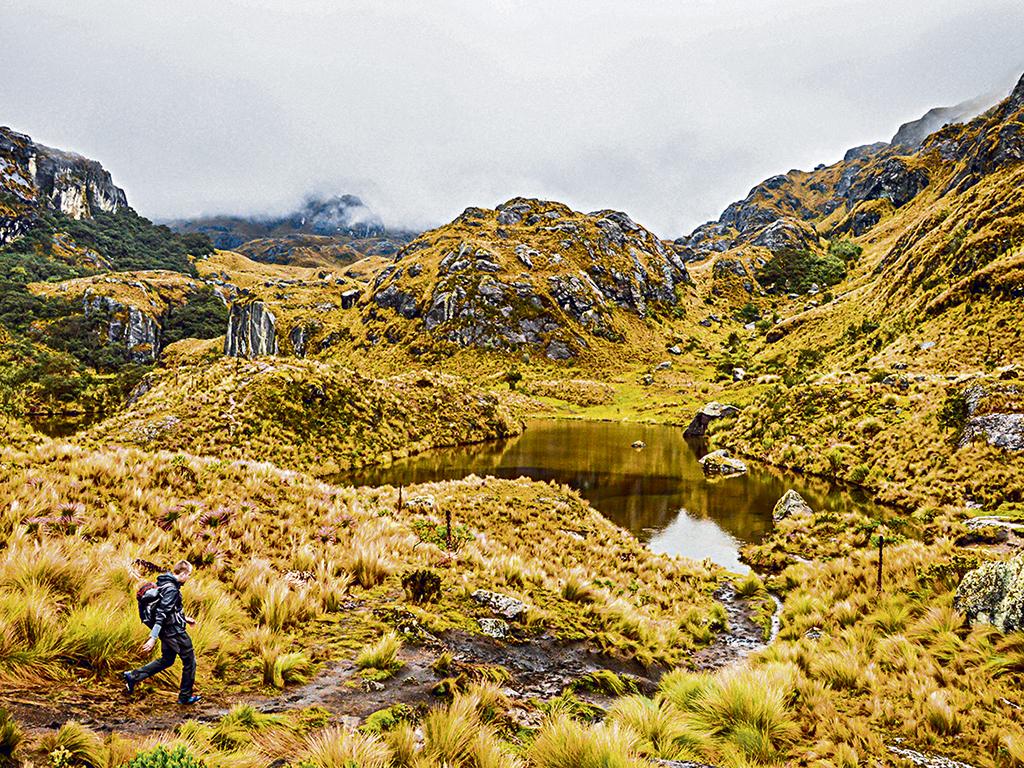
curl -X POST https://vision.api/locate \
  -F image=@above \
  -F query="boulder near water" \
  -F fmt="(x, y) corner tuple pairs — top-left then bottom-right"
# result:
(953, 553), (1024, 633)
(684, 402), (741, 437)
(772, 489), (813, 522)
(698, 448), (747, 477)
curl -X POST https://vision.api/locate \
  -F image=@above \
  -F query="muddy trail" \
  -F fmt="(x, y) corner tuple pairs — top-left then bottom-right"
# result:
(5, 586), (776, 736)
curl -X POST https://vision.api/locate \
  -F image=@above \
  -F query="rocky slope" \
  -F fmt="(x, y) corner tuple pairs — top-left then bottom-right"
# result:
(28, 271), (227, 363)
(84, 356), (524, 473)
(360, 197), (694, 362)
(673, 73), (1024, 369)
(168, 195), (416, 267)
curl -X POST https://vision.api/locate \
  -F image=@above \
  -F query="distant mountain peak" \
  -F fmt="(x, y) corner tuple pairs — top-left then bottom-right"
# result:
(891, 74), (1024, 149)
(291, 194), (384, 238)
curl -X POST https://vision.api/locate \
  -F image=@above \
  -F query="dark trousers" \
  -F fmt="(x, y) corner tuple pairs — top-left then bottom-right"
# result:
(131, 632), (195, 700)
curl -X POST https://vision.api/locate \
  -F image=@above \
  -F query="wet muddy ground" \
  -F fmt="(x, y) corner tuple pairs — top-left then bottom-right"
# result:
(5, 585), (776, 736)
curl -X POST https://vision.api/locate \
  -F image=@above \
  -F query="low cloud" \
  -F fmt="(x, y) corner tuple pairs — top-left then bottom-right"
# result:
(3, 0), (1022, 236)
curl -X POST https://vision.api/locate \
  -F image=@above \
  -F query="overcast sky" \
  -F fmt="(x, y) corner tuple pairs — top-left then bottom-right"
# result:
(2, 0), (1023, 236)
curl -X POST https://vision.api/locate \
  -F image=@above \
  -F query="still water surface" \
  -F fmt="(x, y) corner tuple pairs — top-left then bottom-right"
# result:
(339, 419), (881, 572)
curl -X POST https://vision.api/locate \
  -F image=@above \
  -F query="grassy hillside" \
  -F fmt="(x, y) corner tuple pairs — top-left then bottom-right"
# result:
(83, 357), (525, 474)
(0, 438), (723, 720)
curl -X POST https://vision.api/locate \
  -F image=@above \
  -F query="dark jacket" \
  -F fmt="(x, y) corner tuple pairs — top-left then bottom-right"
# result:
(151, 572), (188, 638)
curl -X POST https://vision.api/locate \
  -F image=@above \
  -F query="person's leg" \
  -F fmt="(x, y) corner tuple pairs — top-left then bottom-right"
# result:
(130, 638), (176, 681)
(173, 633), (197, 702)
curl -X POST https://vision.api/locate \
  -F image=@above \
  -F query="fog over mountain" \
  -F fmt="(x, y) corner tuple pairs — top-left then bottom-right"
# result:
(3, 0), (1022, 236)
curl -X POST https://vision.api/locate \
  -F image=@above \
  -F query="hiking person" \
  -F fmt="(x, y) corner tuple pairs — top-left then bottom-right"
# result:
(123, 560), (201, 705)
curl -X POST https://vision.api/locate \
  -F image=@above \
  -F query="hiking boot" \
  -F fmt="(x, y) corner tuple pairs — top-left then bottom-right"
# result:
(122, 671), (138, 695)
(178, 694), (202, 706)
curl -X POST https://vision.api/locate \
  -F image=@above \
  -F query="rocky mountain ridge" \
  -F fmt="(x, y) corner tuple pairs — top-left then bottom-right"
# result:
(675, 76), (1024, 268)
(361, 197), (694, 361)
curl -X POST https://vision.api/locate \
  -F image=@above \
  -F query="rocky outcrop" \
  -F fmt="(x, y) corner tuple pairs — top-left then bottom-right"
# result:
(1, 126), (128, 221)
(750, 217), (818, 252)
(960, 413), (1024, 451)
(953, 553), (1024, 633)
(698, 449), (747, 477)
(887, 743), (979, 768)
(957, 383), (1024, 451)
(772, 490), (812, 522)
(472, 589), (527, 621)
(949, 73), (1024, 190)
(365, 198), (692, 359)
(225, 300), (278, 357)
(846, 157), (928, 209)
(683, 402), (740, 437)
(82, 290), (161, 363)
(0, 213), (34, 246)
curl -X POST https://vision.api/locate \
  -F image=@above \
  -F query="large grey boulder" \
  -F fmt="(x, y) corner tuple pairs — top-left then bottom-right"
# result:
(683, 402), (741, 437)
(957, 384), (1024, 451)
(953, 553), (1024, 632)
(225, 300), (278, 357)
(960, 413), (1024, 451)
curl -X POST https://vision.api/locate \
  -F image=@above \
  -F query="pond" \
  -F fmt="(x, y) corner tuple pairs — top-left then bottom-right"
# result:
(337, 419), (881, 572)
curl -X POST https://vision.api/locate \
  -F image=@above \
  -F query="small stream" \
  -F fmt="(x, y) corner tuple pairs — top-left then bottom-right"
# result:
(337, 418), (883, 572)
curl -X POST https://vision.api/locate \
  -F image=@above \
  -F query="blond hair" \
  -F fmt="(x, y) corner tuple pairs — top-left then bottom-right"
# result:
(172, 560), (193, 576)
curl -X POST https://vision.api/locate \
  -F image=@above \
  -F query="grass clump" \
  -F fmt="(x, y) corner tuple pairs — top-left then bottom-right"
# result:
(39, 721), (106, 768)
(528, 715), (642, 768)
(355, 632), (403, 679)
(301, 725), (392, 768)
(0, 708), (22, 767)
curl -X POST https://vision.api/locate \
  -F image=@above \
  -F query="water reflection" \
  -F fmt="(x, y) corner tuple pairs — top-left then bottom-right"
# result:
(27, 412), (106, 438)
(334, 419), (881, 572)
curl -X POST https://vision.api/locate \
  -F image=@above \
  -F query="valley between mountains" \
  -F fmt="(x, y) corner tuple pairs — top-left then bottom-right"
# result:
(2, 74), (1024, 768)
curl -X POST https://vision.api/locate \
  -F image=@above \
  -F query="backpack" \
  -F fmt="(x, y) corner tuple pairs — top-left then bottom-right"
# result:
(136, 582), (160, 628)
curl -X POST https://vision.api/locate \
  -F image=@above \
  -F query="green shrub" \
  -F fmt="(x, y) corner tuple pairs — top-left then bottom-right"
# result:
(162, 287), (229, 346)
(829, 239), (863, 264)
(401, 569), (441, 603)
(127, 745), (206, 768)
(937, 389), (969, 434)
(756, 248), (847, 294)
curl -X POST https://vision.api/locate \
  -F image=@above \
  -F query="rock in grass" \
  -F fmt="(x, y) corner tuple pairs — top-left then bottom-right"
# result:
(477, 617), (511, 639)
(772, 490), (813, 522)
(403, 494), (436, 511)
(887, 743), (978, 768)
(683, 402), (740, 437)
(472, 589), (527, 621)
(698, 449), (747, 477)
(959, 413), (1024, 451)
(954, 553), (1024, 633)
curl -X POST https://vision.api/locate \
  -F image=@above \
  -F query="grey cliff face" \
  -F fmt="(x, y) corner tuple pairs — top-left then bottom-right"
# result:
(225, 300), (279, 357)
(82, 291), (161, 363)
(0, 126), (129, 222)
